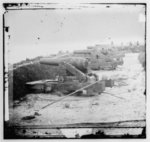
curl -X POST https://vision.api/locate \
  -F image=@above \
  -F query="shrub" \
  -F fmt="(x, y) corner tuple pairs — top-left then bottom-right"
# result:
(138, 52), (146, 70)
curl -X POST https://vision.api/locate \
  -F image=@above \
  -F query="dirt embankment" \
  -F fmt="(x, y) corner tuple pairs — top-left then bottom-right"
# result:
(9, 63), (58, 100)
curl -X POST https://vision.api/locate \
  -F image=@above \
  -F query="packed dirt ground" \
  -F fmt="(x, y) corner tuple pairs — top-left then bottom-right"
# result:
(9, 53), (145, 128)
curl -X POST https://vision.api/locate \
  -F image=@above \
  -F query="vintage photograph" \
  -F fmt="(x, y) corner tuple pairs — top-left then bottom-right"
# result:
(3, 2), (146, 139)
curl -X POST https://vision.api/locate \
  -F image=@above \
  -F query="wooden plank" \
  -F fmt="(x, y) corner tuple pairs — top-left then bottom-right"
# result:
(8, 120), (146, 129)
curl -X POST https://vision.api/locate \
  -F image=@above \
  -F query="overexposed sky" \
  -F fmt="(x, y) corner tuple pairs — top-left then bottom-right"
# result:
(4, 3), (145, 63)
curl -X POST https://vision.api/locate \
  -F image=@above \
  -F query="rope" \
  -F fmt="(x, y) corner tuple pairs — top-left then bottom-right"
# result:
(38, 80), (100, 112)
(103, 91), (127, 100)
(36, 80), (127, 113)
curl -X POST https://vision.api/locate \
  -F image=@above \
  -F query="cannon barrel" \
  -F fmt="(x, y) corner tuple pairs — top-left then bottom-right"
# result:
(40, 58), (60, 66)
(40, 57), (89, 73)
(73, 50), (91, 55)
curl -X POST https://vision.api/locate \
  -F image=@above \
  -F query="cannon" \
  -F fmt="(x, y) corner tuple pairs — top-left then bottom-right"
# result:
(40, 57), (89, 73)
(26, 56), (114, 95)
(73, 49), (119, 70)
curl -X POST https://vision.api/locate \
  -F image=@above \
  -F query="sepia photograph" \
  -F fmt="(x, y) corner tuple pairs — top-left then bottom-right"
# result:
(3, 1), (146, 139)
